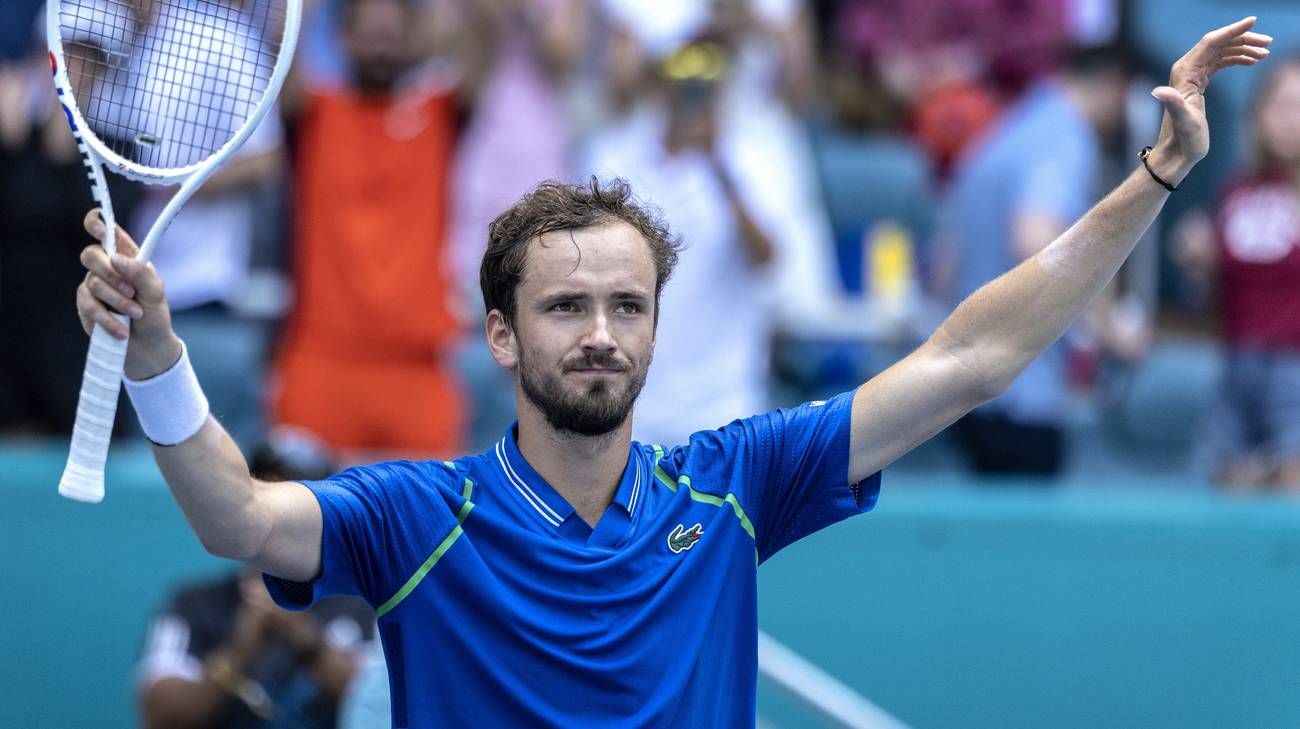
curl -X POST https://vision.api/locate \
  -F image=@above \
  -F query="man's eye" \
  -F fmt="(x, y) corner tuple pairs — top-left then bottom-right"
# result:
(551, 302), (576, 313)
(616, 302), (641, 314)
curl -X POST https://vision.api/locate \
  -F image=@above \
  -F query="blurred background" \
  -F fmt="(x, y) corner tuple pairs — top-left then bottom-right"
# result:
(3, 0), (1300, 727)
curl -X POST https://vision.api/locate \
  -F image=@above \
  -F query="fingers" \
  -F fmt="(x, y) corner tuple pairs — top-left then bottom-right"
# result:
(81, 208), (141, 256)
(77, 242), (159, 341)
(1201, 16), (1258, 47)
(87, 274), (144, 320)
(108, 252), (166, 306)
(1188, 19), (1272, 77)
(1232, 32), (1274, 50)
(1172, 21), (1271, 91)
(1220, 44), (1271, 61)
(1216, 56), (1263, 71)
(79, 240), (165, 306)
(79, 245), (135, 299)
(76, 280), (131, 338)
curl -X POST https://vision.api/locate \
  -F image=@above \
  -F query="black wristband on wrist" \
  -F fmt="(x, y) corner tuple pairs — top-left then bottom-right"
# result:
(1139, 146), (1181, 192)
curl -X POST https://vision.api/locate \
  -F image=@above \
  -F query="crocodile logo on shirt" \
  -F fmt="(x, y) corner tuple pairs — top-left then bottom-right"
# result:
(667, 523), (704, 554)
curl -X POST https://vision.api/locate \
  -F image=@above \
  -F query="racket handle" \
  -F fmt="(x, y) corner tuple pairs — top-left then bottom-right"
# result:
(59, 315), (130, 503)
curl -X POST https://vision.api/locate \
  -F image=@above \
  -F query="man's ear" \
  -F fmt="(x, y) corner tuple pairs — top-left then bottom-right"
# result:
(485, 309), (518, 369)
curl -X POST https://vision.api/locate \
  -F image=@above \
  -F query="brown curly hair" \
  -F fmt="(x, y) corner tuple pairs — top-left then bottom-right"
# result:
(480, 177), (682, 327)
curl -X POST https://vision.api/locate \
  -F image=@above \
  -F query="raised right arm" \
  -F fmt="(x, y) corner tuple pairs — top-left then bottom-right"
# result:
(75, 211), (322, 582)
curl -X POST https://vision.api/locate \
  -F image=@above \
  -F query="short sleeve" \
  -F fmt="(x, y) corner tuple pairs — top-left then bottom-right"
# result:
(265, 461), (463, 611)
(662, 389), (881, 562)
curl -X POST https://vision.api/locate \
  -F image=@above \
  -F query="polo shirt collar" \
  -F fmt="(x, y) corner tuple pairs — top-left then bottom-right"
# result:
(496, 424), (644, 531)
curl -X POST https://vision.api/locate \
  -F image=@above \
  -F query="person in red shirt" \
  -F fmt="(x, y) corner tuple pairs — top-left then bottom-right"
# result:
(272, 0), (478, 459)
(1176, 57), (1300, 490)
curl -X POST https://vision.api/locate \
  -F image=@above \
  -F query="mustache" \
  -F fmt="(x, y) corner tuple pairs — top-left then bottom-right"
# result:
(563, 355), (631, 372)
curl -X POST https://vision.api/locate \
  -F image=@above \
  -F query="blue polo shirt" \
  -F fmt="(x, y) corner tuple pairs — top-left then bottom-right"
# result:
(267, 390), (880, 727)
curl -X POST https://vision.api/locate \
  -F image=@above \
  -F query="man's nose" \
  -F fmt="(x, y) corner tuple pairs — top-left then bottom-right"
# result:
(581, 311), (617, 353)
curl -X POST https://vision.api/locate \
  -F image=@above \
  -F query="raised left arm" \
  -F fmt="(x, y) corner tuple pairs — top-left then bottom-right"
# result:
(846, 16), (1272, 483)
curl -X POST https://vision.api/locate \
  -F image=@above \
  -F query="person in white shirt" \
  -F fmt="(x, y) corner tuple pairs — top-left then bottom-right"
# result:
(584, 44), (779, 444)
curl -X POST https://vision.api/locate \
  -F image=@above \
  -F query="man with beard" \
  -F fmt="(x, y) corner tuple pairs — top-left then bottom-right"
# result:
(74, 18), (1270, 727)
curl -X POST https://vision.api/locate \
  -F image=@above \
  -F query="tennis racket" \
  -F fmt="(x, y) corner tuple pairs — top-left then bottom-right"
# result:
(50, 0), (301, 502)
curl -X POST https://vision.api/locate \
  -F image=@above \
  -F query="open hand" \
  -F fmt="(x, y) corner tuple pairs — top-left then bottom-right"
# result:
(1151, 16), (1272, 172)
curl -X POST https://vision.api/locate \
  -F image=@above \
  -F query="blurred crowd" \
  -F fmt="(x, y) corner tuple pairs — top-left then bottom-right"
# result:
(2, 0), (1299, 494)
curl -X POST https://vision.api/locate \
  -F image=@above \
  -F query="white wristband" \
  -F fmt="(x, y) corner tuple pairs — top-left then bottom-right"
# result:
(123, 340), (210, 446)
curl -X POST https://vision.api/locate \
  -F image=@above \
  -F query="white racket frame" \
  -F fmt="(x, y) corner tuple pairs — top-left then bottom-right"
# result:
(48, 0), (302, 502)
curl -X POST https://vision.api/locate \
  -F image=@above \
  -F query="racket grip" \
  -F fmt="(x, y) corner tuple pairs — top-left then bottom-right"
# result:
(58, 315), (131, 503)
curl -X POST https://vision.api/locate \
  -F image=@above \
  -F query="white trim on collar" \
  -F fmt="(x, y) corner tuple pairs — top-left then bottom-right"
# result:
(495, 439), (563, 527)
(627, 457), (642, 516)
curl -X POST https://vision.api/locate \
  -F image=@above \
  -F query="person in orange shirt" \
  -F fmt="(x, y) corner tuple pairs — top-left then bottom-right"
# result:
(273, 0), (477, 458)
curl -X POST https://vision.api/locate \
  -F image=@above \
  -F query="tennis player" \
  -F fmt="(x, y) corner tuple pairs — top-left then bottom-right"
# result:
(76, 18), (1270, 727)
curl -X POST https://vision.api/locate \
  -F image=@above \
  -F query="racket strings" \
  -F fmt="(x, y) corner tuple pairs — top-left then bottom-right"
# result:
(58, 0), (287, 170)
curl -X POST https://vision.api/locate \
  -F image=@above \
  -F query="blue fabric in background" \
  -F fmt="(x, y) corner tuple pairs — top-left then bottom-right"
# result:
(1, 0), (42, 60)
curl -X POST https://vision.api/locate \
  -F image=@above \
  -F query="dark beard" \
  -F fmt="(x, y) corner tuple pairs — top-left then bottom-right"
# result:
(352, 60), (403, 95)
(518, 348), (646, 437)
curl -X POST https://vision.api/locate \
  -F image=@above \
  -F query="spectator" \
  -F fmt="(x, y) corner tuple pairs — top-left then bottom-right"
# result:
(584, 40), (780, 445)
(271, 0), (476, 459)
(135, 430), (373, 729)
(1174, 57), (1300, 491)
(0, 34), (140, 435)
(932, 44), (1142, 476)
(136, 565), (373, 729)
(591, 1), (846, 432)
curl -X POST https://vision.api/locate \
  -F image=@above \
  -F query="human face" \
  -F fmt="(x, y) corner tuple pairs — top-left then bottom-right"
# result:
(1258, 64), (1300, 166)
(490, 221), (658, 437)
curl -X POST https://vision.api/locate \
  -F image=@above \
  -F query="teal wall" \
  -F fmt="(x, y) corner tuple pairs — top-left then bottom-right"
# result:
(4, 444), (1299, 728)
(758, 483), (1300, 729)
(2, 444), (226, 729)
